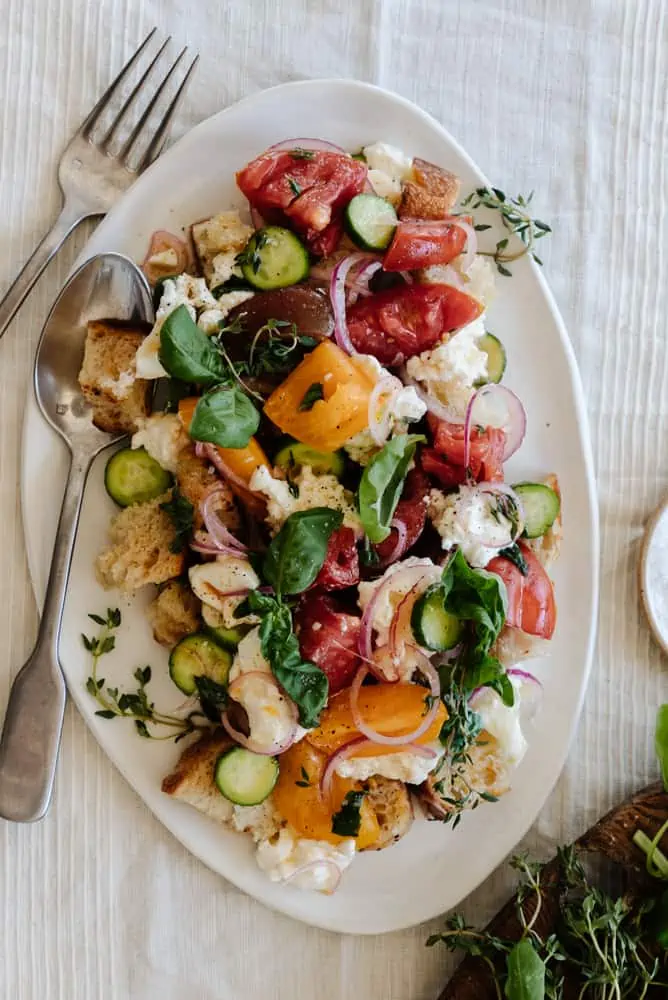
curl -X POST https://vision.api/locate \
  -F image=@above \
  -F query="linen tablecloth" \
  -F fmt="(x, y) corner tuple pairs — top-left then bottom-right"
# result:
(1, 1), (667, 997)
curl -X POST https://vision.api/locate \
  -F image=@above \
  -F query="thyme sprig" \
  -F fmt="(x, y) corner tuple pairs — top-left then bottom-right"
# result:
(461, 187), (552, 276)
(83, 608), (207, 742)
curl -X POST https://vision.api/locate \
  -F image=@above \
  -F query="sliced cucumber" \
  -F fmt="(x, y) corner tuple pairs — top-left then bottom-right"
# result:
(273, 437), (345, 478)
(214, 747), (278, 806)
(513, 482), (560, 539)
(411, 584), (464, 651)
(344, 193), (398, 251)
(202, 604), (251, 650)
(169, 633), (232, 695)
(239, 226), (309, 290)
(104, 447), (172, 507)
(476, 333), (507, 386)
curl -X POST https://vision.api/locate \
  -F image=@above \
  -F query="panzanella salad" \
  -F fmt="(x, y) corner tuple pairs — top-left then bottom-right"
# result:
(79, 138), (559, 895)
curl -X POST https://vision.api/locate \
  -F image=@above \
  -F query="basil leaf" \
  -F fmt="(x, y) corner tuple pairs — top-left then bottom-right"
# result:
(258, 602), (328, 728)
(299, 381), (324, 411)
(358, 434), (425, 543)
(194, 676), (228, 723)
(263, 507), (343, 597)
(189, 386), (260, 449)
(159, 304), (228, 386)
(159, 489), (194, 553)
(504, 939), (545, 1000)
(331, 791), (366, 837)
(498, 543), (529, 576)
(656, 705), (668, 792)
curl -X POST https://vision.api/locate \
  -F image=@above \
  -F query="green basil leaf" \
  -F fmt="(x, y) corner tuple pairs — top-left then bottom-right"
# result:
(189, 386), (260, 449)
(358, 434), (425, 543)
(159, 304), (227, 385)
(299, 381), (324, 411)
(194, 676), (228, 723)
(263, 507), (343, 597)
(656, 704), (668, 792)
(258, 603), (328, 728)
(331, 791), (366, 837)
(159, 489), (194, 554)
(504, 938), (545, 1000)
(498, 543), (528, 576)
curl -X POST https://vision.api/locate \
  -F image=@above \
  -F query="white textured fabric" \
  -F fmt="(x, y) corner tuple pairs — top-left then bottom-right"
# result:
(1, 1), (667, 997)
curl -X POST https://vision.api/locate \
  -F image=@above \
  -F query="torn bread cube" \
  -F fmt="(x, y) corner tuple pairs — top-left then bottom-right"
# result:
(162, 729), (235, 823)
(78, 319), (151, 433)
(96, 490), (184, 592)
(175, 445), (240, 531)
(191, 211), (253, 286)
(399, 158), (460, 220)
(148, 580), (201, 646)
(361, 776), (414, 851)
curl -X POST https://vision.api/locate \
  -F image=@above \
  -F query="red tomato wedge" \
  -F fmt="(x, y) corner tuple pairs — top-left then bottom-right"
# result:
(383, 218), (468, 272)
(426, 416), (506, 483)
(487, 544), (557, 639)
(236, 149), (367, 256)
(314, 526), (360, 590)
(347, 283), (483, 366)
(294, 592), (362, 694)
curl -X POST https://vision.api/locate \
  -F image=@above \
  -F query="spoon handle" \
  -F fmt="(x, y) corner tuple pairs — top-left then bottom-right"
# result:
(0, 454), (90, 821)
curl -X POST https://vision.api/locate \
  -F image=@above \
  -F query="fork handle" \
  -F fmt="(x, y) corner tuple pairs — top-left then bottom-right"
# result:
(0, 200), (91, 341)
(0, 452), (90, 822)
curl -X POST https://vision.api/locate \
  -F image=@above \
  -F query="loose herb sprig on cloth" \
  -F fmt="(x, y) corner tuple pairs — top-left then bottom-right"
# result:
(461, 187), (552, 276)
(83, 609), (206, 741)
(429, 847), (668, 999)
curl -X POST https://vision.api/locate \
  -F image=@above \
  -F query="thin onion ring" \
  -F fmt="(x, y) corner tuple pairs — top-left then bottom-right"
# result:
(368, 375), (402, 446)
(377, 518), (409, 568)
(201, 489), (248, 552)
(223, 672), (298, 755)
(330, 253), (378, 355)
(349, 657), (440, 746)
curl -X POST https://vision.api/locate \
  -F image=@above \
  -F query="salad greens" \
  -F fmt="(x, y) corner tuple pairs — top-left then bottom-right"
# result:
(331, 791), (366, 838)
(262, 508), (343, 598)
(189, 385), (260, 449)
(358, 433), (424, 543)
(159, 489), (194, 554)
(159, 304), (228, 385)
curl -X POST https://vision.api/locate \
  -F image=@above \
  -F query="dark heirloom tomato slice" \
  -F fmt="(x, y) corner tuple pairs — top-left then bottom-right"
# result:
(373, 468), (430, 564)
(236, 150), (367, 256)
(383, 218), (468, 272)
(487, 544), (556, 639)
(346, 283), (483, 366)
(425, 416), (505, 484)
(294, 592), (362, 694)
(314, 526), (360, 591)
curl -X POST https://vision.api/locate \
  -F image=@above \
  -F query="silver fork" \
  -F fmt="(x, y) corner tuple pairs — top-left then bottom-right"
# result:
(0, 29), (198, 341)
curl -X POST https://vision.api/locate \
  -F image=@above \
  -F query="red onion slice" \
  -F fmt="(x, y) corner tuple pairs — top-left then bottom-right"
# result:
(400, 368), (466, 425)
(358, 559), (437, 663)
(330, 253), (379, 355)
(141, 230), (189, 284)
(199, 442), (264, 498)
(280, 859), (343, 894)
(347, 259), (383, 305)
(267, 137), (348, 155)
(201, 489), (248, 552)
(368, 375), (402, 446)
(388, 571), (440, 661)
(377, 518), (409, 568)
(320, 736), (438, 801)
(463, 385), (527, 465)
(507, 668), (544, 722)
(349, 657), (440, 746)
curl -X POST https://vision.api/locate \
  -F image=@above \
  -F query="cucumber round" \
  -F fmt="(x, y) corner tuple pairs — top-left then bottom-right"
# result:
(476, 333), (507, 386)
(239, 226), (309, 290)
(344, 193), (398, 251)
(168, 633), (232, 696)
(214, 747), (278, 806)
(104, 447), (172, 507)
(273, 437), (345, 478)
(201, 604), (251, 650)
(411, 585), (464, 652)
(513, 482), (560, 539)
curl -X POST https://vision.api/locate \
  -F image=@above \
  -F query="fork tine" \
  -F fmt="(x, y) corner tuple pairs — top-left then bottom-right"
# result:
(135, 55), (199, 170)
(120, 47), (192, 165)
(79, 28), (158, 139)
(99, 37), (171, 150)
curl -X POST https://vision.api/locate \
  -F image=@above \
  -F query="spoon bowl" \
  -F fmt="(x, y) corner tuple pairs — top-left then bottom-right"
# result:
(0, 252), (152, 822)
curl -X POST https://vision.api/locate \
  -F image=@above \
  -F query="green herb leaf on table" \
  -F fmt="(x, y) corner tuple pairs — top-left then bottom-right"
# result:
(299, 382), (325, 412)
(504, 938), (545, 1000)
(263, 507), (343, 598)
(160, 489), (194, 554)
(358, 433), (425, 543)
(189, 385), (260, 449)
(331, 791), (366, 837)
(158, 304), (228, 385)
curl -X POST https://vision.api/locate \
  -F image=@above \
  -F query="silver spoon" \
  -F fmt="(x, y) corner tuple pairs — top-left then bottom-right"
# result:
(0, 253), (152, 822)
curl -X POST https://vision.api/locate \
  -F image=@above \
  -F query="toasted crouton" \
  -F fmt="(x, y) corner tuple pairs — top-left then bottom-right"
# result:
(175, 446), (240, 530)
(148, 580), (201, 646)
(191, 211), (253, 285)
(361, 776), (414, 851)
(96, 490), (184, 592)
(162, 728), (235, 823)
(399, 158), (460, 220)
(78, 319), (151, 433)
(526, 474), (562, 570)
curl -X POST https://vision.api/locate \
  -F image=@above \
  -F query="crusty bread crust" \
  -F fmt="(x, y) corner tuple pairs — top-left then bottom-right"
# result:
(148, 580), (201, 646)
(78, 319), (151, 433)
(399, 159), (460, 220)
(96, 490), (185, 592)
(361, 776), (414, 851)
